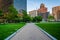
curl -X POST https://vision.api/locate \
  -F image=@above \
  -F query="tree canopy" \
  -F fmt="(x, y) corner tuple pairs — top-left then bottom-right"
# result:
(6, 5), (18, 20)
(0, 10), (3, 16)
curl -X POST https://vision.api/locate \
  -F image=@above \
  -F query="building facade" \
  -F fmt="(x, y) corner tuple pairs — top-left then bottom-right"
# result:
(0, 0), (13, 13)
(37, 3), (49, 21)
(52, 6), (60, 21)
(29, 10), (37, 17)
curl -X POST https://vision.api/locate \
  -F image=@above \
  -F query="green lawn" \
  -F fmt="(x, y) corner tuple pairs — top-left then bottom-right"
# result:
(0, 23), (25, 40)
(36, 22), (60, 40)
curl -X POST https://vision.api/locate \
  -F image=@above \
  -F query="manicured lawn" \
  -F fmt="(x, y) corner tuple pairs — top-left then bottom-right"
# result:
(0, 23), (25, 40)
(36, 22), (60, 40)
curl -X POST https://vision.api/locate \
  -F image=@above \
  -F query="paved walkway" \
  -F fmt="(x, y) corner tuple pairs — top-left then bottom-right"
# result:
(10, 23), (52, 40)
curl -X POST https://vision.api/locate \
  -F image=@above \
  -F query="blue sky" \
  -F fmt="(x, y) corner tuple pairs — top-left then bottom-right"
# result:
(14, 0), (60, 13)
(14, 0), (26, 11)
(27, 0), (60, 13)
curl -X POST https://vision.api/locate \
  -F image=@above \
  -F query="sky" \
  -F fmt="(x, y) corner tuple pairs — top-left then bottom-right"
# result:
(14, 0), (60, 13)
(14, 0), (27, 11)
(27, 0), (60, 13)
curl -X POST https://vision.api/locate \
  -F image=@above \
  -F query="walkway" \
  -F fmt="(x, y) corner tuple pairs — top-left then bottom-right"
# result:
(10, 23), (52, 40)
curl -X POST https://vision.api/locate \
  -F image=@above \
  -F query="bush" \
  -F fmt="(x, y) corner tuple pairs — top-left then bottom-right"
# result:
(32, 16), (42, 22)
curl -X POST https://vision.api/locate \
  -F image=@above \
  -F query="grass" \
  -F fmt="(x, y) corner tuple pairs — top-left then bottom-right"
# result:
(36, 22), (60, 40)
(0, 23), (25, 40)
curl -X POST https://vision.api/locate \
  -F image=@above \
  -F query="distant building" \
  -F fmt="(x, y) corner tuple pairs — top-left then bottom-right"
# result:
(52, 6), (60, 21)
(37, 3), (49, 21)
(17, 10), (23, 17)
(29, 3), (49, 21)
(29, 10), (37, 17)
(0, 0), (13, 13)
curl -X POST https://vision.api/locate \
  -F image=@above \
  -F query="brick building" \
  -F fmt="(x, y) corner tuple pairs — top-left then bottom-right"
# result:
(52, 6), (60, 21)
(0, 0), (13, 13)
(37, 3), (49, 21)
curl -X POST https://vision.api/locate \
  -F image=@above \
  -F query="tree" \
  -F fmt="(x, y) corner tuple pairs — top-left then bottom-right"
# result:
(48, 15), (54, 21)
(0, 10), (6, 23)
(22, 10), (31, 22)
(48, 15), (54, 20)
(5, 5), (18, 20)
(23, 16), (31, 22)
(32, 16), (42, 22)
(22, 10), (27, 16)
(0, 10), (3, 16)
(3, 5), (19, 23)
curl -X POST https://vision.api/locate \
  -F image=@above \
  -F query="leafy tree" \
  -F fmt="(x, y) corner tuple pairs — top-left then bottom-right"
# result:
(22, 10), (27, 16)
(8, 5), (18, 16)
(0, 10), (6, 23)
(32, 16), (42, 22)
(5, 5), (18, 20)
(48, 15), (54, 20)
(23, 16), (31, 22)
(22, 10), (31, 22)
(0, 10), (3, 16)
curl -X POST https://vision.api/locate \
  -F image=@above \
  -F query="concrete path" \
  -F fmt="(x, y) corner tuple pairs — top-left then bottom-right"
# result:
(10, 23), (52, 40)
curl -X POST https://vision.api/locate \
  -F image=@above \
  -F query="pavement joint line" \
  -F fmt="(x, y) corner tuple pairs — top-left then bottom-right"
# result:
(35, 24), (57, 40)
(4, 23), (27, 40)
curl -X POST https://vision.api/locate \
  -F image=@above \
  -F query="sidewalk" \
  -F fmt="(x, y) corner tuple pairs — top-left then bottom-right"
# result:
(10, 23), (52, 40)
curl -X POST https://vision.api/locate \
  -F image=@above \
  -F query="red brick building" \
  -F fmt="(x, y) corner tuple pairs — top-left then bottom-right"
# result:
(52, 6), (60, 21)
(0, 0), (13, 13)
(37, 3), (49, 21)
(38, 3), (47, 13)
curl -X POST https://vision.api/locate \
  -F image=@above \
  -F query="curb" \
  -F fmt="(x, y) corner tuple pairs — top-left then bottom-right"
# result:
(35, 24), (57, 40)
(4, 24), (27, 40)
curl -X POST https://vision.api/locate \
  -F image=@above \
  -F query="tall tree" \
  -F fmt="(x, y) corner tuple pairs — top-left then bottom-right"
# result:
(22, 10), (27, 16)
(0, 10), (3, 16)
(5, 5), (18, 20)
